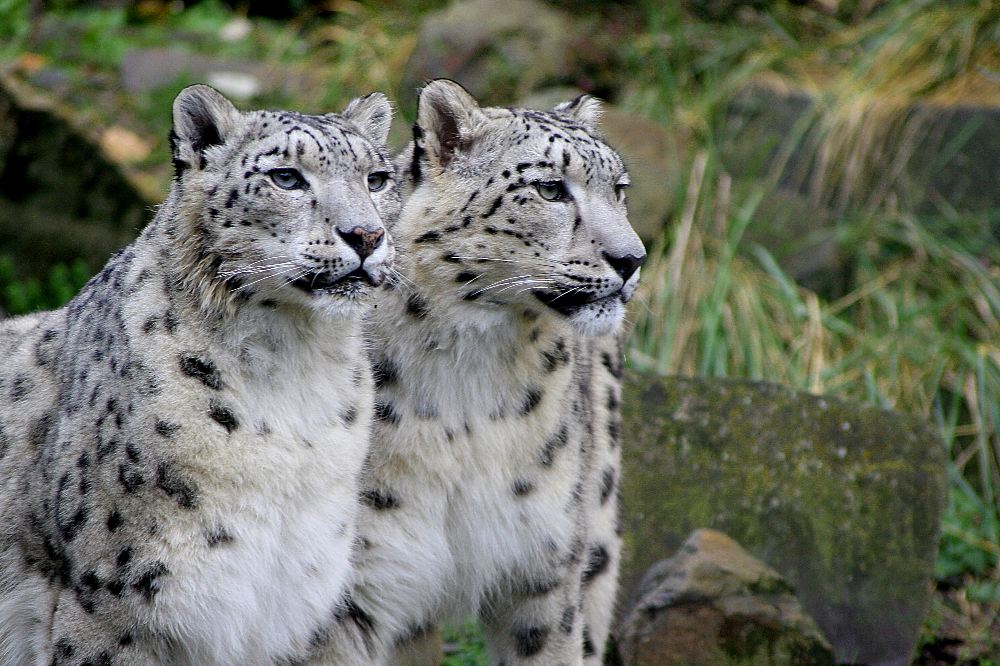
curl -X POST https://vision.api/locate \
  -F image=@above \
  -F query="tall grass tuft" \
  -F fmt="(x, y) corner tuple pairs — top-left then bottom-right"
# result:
(771, 0), (1000, 214)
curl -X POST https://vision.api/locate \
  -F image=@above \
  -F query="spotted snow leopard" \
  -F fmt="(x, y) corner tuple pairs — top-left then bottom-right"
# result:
(308, 79), (644, 665)
(0, 84), (400, 665)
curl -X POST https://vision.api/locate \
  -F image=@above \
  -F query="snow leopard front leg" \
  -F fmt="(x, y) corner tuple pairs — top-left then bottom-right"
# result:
(46, 585), (173, 666)
(306, 482), (459, 666)
(478, 553), (587, 666)
(477, 353), (598, 666)
(576, 335), (627, 663)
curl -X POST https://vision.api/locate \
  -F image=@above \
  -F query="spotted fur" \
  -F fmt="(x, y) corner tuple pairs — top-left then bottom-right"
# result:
(0, 85), (400, 665)
(309, 80), (643, 665)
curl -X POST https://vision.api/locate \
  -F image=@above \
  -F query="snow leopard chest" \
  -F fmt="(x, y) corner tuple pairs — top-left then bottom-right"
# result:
(369, 337), (585, 612)
(144, 345), (373, 664)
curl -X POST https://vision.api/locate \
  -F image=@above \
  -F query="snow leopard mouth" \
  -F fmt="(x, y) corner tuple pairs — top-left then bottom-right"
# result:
(531, 288), (626, 316)
(291, 268), (377, 294)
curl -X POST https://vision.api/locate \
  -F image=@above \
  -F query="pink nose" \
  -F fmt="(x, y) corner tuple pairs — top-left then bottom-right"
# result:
(337, 226), (385, 259)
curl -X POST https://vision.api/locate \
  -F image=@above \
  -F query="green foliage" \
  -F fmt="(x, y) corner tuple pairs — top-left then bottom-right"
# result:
(0, 0), (30, 58)
(0, 256), (91, 316)
(938, 471), (1000, 584)
(441, 620), (487, 666)
(619, 8), (1000, 644)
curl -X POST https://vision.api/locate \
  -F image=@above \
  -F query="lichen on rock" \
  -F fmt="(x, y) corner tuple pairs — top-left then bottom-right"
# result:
(618, 528), (834, 666)
(618, 372), (946, 666)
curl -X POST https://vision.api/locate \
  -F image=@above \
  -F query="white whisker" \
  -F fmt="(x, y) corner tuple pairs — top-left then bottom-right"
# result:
(221, 261), (298, 279)
(494, 279), (557, 294)
(230, 266), (299, 292)
(222, 256), (296, 275)
(279, 269), (313, 290)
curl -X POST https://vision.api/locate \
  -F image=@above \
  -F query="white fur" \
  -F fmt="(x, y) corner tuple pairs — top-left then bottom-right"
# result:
(149, 312), (370, 664)
(309, 81), (640, 665)
(0, 87), (398, 665)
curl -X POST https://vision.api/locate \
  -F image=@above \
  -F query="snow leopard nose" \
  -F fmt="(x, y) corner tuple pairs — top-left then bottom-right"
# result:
(602, 251), (645, 283)
(337, 226), (385, 259)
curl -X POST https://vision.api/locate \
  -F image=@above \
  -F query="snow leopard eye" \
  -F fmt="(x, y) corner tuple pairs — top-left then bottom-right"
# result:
(535, 180), (567, 202)
(367, 171), (390, 192)
(269, 168), (307, 190)
(615, 182), (630, 202)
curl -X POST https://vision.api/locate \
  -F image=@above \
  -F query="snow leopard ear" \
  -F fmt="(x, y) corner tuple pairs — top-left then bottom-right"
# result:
(415, 79), (488, 170)
(554, 94), (602, 130)
(170, 85), (241, 175)
(341, 92), (393, 147)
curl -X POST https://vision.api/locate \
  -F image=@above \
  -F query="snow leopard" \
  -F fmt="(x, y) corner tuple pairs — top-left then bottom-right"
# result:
(309, 79), (643, 665)
(0, 84), (400, 665)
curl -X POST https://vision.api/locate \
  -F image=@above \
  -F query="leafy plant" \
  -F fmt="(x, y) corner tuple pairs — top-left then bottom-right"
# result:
(0, 0), (30, 59)
(0, 257), (91, 316)
(441, 620), (487, 666)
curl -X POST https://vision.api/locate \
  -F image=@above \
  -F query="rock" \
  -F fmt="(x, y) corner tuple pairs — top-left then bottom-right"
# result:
(119, 47), (312, 105)
(205, 71), (262, 102)
(120, 48), (266, 95)
(521, 88), (684, 242)
(618, 528), (834, 666)
(218, 16), (254, 43)
(400, 0), (587, 108)
(725, 77), (1000, 215)
(99, 126), (153, 164)
(619, 372), (947, 666)
(744, 186), (844, 295)
(0, 72), (155, 279)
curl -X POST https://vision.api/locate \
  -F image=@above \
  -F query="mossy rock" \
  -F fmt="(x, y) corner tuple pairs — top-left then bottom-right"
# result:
(619, 529), (834, 666)
(619, 372), (946, 666)
(0, 73), (154, 278)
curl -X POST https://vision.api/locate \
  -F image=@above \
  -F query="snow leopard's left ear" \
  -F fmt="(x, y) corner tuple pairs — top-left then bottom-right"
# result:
(415, 79), (489, 170)
(340, 92), (393, 147)
(554, 94), (602, 130)
(170, 84), (241, 175)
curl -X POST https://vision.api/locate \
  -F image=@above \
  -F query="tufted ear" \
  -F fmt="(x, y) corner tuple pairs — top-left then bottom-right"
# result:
(553, 94), (602, 130)
(415, 79), (488, 170)
(170, 85), (241, 174)
(341, 92), (393, 147)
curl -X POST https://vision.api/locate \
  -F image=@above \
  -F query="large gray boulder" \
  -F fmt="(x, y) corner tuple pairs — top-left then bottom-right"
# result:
(400, 0), (585, 108)
(618, 372), (946, 666)
(618, 528), (834, 666)
(725, 78), (1000, 215)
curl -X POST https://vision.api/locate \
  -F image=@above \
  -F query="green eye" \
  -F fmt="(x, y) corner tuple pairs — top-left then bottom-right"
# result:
(367, 171), (389, 192)
(535, 180), (567, 202)
(269, 168), (306, 190)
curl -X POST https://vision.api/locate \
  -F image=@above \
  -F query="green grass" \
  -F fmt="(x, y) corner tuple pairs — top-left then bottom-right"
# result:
(616, 3), (1000, 657)
(441, 620), (488, 666)
(629, 147), (1000, 599)
(0, 256), (91, 316)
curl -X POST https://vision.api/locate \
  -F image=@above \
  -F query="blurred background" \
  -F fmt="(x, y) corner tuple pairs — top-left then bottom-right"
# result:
(0, 0), (998, 663)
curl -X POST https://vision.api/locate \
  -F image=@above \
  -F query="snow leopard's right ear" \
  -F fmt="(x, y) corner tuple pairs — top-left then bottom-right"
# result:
(170, 85), (241, 176)
(340, 92), (393, 147)
(553, 94), (602, 130)
(414, 79), (488, 172)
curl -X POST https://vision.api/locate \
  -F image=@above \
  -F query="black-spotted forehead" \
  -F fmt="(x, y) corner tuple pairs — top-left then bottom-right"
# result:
(504, 108), (626, 182)
(241, 110), (390, 174)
